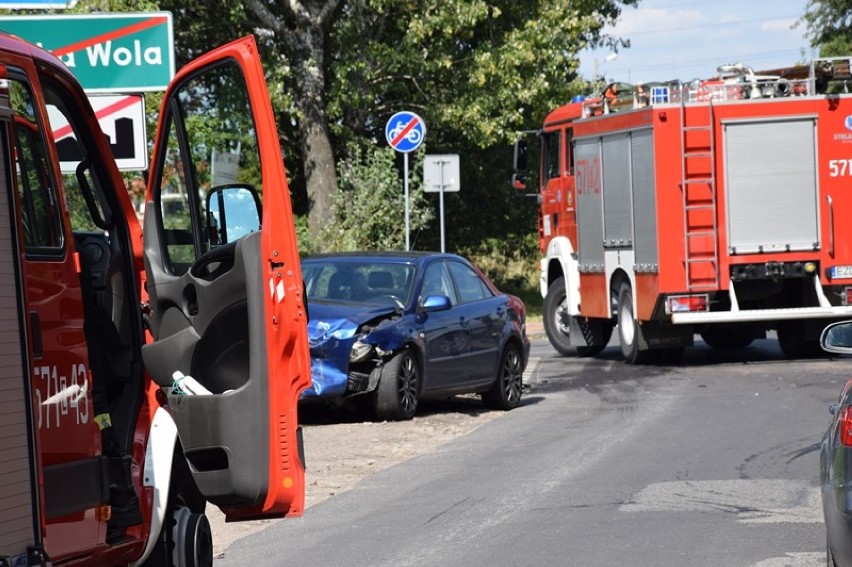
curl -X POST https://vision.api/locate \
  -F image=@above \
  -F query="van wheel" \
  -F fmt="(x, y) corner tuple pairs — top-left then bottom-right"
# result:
(143, 454), (210, 567)
(170, 506), (213, 567)
(617, 283), (656, 364)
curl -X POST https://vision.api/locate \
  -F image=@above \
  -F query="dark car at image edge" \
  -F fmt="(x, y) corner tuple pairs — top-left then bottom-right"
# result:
(821, 320), (852, 566)
(301, 251), (530, 420)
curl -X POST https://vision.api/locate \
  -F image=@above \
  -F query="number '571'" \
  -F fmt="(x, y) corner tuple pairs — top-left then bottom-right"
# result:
(829, 159), (852, 177)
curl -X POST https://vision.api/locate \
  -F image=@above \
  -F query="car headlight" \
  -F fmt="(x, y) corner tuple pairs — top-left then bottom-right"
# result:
(350, 340), (374, 363)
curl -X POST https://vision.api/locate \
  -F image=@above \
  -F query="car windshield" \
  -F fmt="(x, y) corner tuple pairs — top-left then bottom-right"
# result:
(303, 260), (416, 306)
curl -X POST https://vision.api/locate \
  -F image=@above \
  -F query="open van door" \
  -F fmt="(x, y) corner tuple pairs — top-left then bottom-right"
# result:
(141, 36), (311, 520)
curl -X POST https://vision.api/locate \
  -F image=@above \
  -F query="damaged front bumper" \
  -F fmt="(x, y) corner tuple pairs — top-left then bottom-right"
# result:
(303, 316), (398, 399)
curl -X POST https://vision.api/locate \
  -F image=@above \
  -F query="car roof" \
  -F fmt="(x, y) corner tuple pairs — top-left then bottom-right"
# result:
(302, 251), (466, 265)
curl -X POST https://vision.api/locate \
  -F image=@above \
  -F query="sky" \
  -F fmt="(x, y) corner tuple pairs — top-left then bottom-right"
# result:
(578, 0), (814, 85)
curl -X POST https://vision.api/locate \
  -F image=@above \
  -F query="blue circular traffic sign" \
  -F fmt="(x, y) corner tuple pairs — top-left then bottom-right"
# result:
(385, 111), (426, 153)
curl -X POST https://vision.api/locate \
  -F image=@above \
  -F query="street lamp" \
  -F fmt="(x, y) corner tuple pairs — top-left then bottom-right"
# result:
(593, 53), (618, 95)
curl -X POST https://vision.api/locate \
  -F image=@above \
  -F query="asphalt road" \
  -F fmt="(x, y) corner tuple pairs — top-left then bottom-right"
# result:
(218, 335), (848, 567)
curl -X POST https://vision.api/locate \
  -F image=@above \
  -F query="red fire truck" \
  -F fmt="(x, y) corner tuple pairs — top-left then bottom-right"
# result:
(0, 34), (311, 565)
(514, 58), (852, 363)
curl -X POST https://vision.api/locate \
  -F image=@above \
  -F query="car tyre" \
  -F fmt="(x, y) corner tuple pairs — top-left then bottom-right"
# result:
(374, 347), (419, 421)
(482, 342), (523, 410)
(828, 535), (838, 567)
(617, 283), (656, 364)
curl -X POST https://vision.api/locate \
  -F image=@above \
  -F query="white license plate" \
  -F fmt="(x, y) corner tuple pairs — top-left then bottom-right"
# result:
(831, 265), (852, 279)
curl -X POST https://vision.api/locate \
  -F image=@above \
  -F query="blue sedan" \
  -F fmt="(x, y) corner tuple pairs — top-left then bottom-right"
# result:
(821, 321), (852, 566)
(301, 252), (530, 420)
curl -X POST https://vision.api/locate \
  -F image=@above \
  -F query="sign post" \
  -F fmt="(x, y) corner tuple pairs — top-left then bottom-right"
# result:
(385, 111), (426, 251)
(423, 154), (460, 253)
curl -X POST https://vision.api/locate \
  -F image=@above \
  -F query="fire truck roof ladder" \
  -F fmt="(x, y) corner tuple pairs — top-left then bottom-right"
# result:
(680, 87), (720, 291)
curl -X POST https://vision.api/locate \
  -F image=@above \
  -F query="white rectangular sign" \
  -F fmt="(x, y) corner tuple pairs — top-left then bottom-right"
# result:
(423, 154), (460, 193)
(48, 94), (148, 172)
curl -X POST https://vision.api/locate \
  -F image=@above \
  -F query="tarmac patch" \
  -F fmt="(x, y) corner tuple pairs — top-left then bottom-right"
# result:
(620, 479), (822, 524)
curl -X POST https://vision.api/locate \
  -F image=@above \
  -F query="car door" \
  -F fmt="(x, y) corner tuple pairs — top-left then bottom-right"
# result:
(446, 260), (505, 382)
(418, 260), (472, 390)
(141, 36), (311, 520)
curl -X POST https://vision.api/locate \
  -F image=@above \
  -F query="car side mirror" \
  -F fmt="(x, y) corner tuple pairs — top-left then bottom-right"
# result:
(513, 138), (528, 172)
(419, 295), (452, 312)
(821, 321), (852, 353)
(206, 184), (262, 246)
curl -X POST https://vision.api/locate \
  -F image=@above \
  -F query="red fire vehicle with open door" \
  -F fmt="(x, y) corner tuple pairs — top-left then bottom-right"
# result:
(514, 57), (852, 362)
(0, 34), (310, 566)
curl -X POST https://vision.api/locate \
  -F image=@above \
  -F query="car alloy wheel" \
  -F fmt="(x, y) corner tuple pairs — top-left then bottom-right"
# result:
(483, 343), (523, 410)
(374, 348), (419, 421)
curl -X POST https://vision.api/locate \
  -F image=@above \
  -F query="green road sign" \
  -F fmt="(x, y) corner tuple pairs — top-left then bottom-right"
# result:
(0, 12), (174, 92)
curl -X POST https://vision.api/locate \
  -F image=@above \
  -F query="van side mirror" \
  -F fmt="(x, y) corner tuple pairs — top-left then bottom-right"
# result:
(513, 139), (528, 172)
(511, 173), (527, 192)
(206, 184), (262, 246)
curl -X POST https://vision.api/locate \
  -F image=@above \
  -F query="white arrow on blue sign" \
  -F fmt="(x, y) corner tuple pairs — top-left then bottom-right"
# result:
(385, 111), (426, 153)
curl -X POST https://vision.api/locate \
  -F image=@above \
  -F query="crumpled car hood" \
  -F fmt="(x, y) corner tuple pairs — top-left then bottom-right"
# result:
(302, 301), (397, 398)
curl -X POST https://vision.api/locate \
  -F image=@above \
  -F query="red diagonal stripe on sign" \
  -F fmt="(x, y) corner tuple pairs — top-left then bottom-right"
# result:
(391, 117), (419, 147)
(52, 95), (139, 140)
(52, 16), (168, 57)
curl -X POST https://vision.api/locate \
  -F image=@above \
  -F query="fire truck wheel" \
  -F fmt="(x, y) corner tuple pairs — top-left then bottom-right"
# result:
(700, 326), (755, 349)
(617, 283), (655, 364)
(543, 277), (574, 356)
(544, 278), (610, 357)
(777, 323), (823, 359)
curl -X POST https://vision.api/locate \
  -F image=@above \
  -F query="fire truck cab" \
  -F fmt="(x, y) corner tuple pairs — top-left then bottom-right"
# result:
(515, 57), (852, 363)
(0, 35), (310, 566)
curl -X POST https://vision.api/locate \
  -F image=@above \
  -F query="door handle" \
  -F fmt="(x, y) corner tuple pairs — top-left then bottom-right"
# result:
(459, 316), (469, 327)
(30, 311), (42, 359)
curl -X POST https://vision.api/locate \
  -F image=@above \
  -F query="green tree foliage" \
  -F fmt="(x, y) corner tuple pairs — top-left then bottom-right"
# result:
(328, 1), (633, 149)
(317, 144), (433, 252)
(802, 0), (852, 52)
(324, 0), (635, 254)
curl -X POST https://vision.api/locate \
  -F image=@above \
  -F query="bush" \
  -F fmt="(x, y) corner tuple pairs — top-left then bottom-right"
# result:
(318, 144), (433, 252)
(460, 233), (541, 318)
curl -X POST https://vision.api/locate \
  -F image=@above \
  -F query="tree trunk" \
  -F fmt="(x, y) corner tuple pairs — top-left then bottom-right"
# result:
(245, 0), (341, 243)
(292, 26), (337, 241)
